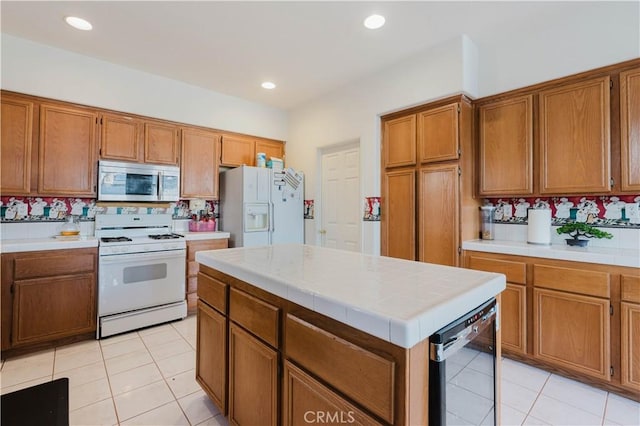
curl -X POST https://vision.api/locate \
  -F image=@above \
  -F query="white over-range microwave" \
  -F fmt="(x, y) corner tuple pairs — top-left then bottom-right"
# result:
(98, 160), (180, 202)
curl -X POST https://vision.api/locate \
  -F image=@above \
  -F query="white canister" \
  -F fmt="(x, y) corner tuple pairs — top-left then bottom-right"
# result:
(527, 208), (551, 245)
(256, 152), (266, 168)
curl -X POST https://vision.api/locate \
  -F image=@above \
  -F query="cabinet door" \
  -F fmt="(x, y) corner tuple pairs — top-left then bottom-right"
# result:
(229, 323), (278, 426)
(501, 284), (527, 354)
(417, 103), (459, 163)
(539, 76), (611, 194)
(621, 302), (640, 392)
(382, 169), (415, 260)
(283, 361), (382, 426)
(181, 128), (219, 199)
(418, 164), (460, 267)
(256, 139), (284, 163)
(383, 115), (416, 168)
(99, 113), (142, 162)
(533, 288), (610, 381)
(620, 68), (640, 191)
(144, 122), (179, 165)
(478, 95), (533, 196)
(187, 239), (229, 314)
(12, 273), (96, 346)
(220, 134), (255, 167)
(196, 300), (227, 414)
(1, 96), (34, 195)
(39, 104), (97, 196)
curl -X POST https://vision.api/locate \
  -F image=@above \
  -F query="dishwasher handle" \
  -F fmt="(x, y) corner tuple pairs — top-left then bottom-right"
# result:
(430, 305), (496, 362)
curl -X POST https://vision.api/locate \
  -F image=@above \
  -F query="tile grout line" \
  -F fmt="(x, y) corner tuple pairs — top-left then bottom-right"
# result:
(519, 371), (552, 425)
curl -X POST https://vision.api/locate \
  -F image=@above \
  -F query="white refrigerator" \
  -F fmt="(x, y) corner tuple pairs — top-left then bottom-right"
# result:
(219, 165), (304, 247)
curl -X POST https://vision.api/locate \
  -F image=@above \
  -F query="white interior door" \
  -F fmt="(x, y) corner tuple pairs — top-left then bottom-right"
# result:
(320, 142), (360, 251)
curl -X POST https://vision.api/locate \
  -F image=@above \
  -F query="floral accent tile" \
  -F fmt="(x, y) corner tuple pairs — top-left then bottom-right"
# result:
(484, 195), (640, 228)
(363, 197), (381, 221)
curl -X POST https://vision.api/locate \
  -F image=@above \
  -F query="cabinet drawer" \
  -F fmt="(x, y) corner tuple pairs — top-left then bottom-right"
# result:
(197, 272), (227, 314)
(622, 275), (640, 304)
(285, 314), (395, 424)
(187, 276), (198, 294)
(533, 264), (609, 298)
(229, 288), (279, 348)
(187, 260), (199, 277)
(467, 256), (526, 284)
(14, 252), (95, 280)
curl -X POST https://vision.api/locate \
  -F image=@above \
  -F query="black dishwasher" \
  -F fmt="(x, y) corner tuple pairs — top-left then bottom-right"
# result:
(429, 298), (498, 425)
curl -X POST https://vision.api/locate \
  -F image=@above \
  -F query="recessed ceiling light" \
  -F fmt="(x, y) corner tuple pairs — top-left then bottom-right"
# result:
(364, 14), (385, 30)
(65, 16), (93, 31)
(261, 82), (276, 90)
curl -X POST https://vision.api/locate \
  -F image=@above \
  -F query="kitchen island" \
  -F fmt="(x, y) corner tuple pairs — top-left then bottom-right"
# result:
(195, 244), (506, 425)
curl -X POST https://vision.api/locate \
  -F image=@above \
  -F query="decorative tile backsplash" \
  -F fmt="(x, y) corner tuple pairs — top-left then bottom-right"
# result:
(304, 200), (314, 219)
(484, 195), (640, 228)
(363, 197), (381, 221)
(0, 196), (218, 222)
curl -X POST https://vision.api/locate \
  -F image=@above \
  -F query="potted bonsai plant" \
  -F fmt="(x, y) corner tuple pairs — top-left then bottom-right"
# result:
(556, 222), (613, 247)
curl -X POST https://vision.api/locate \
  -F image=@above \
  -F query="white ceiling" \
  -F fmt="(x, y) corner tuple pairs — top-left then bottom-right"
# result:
(1, 1), (590, 110)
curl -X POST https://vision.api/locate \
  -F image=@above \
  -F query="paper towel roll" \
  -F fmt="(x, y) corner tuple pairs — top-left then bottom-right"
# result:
(527, 208), (551, 245)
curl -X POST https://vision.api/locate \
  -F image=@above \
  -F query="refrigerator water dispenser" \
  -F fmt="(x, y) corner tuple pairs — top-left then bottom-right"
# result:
(244, 203), (269, 232)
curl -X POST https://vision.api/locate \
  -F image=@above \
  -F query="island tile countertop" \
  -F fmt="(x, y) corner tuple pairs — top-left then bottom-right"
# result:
(1, 237), (99, 253)
(462, 239), (640, 268)
(196, 244), (505, 348)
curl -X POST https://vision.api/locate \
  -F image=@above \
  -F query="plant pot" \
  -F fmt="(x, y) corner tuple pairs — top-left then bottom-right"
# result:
(566, 238), (588, 247)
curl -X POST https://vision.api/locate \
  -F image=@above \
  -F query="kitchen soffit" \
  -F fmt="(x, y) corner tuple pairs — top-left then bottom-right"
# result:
(1, 1), (604, 110)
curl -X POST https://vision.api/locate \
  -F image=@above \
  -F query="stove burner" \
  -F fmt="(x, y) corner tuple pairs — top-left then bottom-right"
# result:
(100, 236), (132, 243)
(148, 233), (184, 240)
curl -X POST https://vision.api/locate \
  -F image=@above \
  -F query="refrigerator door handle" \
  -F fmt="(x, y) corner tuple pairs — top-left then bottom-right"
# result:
(269, 202), (275, 244)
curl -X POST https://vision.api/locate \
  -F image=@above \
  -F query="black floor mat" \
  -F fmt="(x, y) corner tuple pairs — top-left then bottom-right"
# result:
(1, 377), (69, 426)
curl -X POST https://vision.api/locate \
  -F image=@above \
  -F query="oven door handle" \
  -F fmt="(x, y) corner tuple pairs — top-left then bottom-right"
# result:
(99, 249), (186, 264)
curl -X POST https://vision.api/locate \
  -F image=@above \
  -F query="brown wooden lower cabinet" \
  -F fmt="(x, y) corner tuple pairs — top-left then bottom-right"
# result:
(196, 300), (227, 414)
(228, 323), (278, 426)
(1, 248), (97, 357)
(465, 250), (640, 400)
(283, 361), (382, 426)
(186, 238), (228, 314)
(533, 288), (610, 381)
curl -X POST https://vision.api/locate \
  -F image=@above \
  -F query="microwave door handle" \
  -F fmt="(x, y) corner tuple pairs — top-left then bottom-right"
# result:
(157, 171), (163, 200)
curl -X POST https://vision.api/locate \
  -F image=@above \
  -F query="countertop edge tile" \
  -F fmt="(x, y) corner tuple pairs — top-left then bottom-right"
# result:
(183, 232), (230, 241)
(1, 237), (99, 253)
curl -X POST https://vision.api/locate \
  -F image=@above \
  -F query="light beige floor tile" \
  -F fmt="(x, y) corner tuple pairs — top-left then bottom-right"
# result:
(137, 322), (175, 337)
(101, 337), (146, 360)
(1, 348), (54, 371)
(104, 349), (153, 376)
(55, 339), (101, 356)
(172, 316), (196, 337)
(121, 401), (189, 426)
(55, 346), (103, 373)
(0, 375), (51, 395)
(69, 377), (112, 411)
(501, 379), (540, 414)
(69, 397), (118, 426)
(109, 363), (163, 396)
(1, 354), (54, 388)
(500, 404), (528, 426)
(156, 350), (196, 378)
(529, 394), (603, 425)
(148, 338), (193, 361)
(541, 374), (607, 417)
(178, 389), (221, 426)
(99, 331), (140, 347)
(604, 393), (640, 425)
(522, 415), (552, 425)
(140, 327), (183, 348)
(502, 358), (550, 393)
(184, 333), (197, 349)
(114, 380), (175, 422)
(166, 369), (201, 399)
(196, 414), (230, 426)
(54, 360), (107, 389)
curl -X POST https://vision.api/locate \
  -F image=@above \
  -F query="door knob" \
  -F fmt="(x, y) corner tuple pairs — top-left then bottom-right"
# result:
(318, 229), (327, 234)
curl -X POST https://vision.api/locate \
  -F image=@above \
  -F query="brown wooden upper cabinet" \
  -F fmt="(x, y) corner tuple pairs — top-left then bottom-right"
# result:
(39, 103), (98, 196)
(383, 114), (416, 168)
(620, 67), (640, 192)
(1, 95), (34, 195)
(418, 103), (460, 164)
(181, 127), (220, 199)
(539, 76), (611, 194)
(100, 114), (179, 166)
(478, 95), (534, 196)
(220, 135), (285, 167)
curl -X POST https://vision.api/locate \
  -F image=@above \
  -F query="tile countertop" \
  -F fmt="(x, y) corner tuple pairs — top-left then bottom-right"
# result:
(462, 240), (640, 268)
(182, 231), (230, 241)
(196, 244), (506, 349)
(1, 236), (99, 253)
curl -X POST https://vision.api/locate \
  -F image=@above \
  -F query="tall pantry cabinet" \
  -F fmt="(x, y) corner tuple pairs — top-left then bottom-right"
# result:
(381, 95), (479, 266)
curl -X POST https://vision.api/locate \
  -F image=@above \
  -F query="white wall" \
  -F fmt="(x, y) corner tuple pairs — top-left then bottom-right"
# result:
(287, 1), (639, 255)
(288, 36), (474, 254)
(1, 34), (288, 140)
